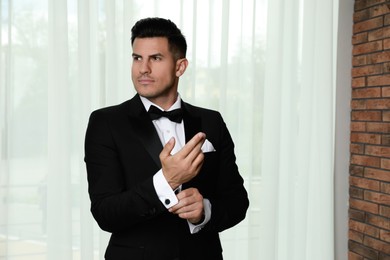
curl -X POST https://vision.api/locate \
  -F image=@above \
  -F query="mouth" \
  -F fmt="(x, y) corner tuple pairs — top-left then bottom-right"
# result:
(137, 77), (154, 85)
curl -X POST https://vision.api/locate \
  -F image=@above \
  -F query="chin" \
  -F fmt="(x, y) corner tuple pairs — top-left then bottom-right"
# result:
(137, 91), (158, 100)
(135, 87), (154, 97)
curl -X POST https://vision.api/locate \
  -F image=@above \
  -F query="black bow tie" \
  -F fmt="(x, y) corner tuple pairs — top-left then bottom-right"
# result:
(148, 105), (183, 123)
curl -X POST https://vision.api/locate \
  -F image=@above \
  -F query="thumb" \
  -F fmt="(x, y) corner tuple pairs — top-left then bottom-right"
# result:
(160, 137), (175, 159)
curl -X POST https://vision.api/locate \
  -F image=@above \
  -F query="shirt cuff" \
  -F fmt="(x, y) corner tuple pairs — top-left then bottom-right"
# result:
(153, 169), (178, 208)
(188, 198), (212, 234)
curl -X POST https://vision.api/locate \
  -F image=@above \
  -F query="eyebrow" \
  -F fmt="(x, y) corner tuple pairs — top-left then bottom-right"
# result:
(132, 53), (164, 58)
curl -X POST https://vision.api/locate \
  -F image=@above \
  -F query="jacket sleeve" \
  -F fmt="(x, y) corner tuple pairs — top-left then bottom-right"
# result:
(84, 109), (167, 233)
(204, 112), (250, 233)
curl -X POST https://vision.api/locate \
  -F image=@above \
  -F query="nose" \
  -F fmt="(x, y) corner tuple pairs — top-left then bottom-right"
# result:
(139, 60), (151, 75)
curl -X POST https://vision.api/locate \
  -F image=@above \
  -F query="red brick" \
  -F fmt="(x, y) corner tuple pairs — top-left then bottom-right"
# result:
(384, 62), (390, 73)
(352, 77), (367, 88)
(367, 214), (390, 229)
(365, 190), (390, 205)
(351, 154), (381, 167)
(351, 98), (390, 110)
(380, 230), (390, 242)
(351, 143), (365, 154)
(381, 182), (390, 194)
(383, 135), (390, 145)
(352, 64), (383, 77)
(380, 205), (390, 217)
(354, 41), (383, 55)
(352, 87), (382, 98)
(352, 55), (371, 67)
(367, 75), (390, 86)
(382, 158), (390, 169)
(368, 27), (390, 41)
(355, 9), (370, 22)
(385, 38), (390, 50)
(350, 208), (367, 221)
(366, 99), (390, 109)
(367, 122), (390, 133)
(355, 0), (387, 11)
(353, 56), (368, 67)
(351, 132), (382, 144)
(350, 198), (380, 213)
(351, 165), (365, 176)
(352, 99), (367, 110)
(354, 17), (384, 33)
(349, 239), (378, 259)
(379, 252), (390, 260)
(384, 111), (390, 121)
(367, 50), (390, 63)
(352, 111), (382, 121)
(366, 145), (390, 158)
(382, 87), (390, 97)
(369, 4), (390, 18)
(348, 251), (364, 260)
(351, 176), (381, 190)
(351, 186), (365, 199)
(350, 219), (380, 237)
(350, 229), (365, 243)
(353, 32), (369, 44)
(364, 236), (390, 255)
(351, 122), (367, 132)
(386, 13), (390, 25)
(365, 167), (390, 182)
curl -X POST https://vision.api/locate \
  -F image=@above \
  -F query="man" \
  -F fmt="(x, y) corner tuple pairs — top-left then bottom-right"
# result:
(84, 17), (249, 260)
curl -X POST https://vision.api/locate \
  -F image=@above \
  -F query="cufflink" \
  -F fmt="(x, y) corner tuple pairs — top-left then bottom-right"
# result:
(164, 199), (171, 205)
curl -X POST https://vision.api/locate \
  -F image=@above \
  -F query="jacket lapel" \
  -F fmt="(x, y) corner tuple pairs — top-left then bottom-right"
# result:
(127, 95), (163, 168)
(182, 101), (202, 143)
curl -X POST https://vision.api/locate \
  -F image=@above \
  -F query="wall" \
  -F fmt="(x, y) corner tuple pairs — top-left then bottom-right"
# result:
(335, 0), (354, 259)
(349, 0), (390, 259)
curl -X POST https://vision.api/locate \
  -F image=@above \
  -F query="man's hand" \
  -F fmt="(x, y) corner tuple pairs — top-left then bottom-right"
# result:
(169, 188), (204, 224)
(160, 132), (206, 189)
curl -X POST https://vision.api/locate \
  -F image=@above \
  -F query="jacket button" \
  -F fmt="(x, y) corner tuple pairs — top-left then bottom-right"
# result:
(164, 199), (170, 205)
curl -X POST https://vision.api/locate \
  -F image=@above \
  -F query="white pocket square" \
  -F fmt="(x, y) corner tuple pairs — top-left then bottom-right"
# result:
(201, 139), (216, 153)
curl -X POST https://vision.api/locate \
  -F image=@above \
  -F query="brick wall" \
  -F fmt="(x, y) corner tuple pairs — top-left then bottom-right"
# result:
(349, 1), (390, 259)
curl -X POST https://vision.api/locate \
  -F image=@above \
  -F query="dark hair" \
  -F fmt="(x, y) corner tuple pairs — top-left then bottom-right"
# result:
(131, 17), (187, 60)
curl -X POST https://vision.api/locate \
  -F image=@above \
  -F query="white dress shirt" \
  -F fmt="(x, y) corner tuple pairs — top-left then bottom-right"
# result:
(139, 95), (211, 234)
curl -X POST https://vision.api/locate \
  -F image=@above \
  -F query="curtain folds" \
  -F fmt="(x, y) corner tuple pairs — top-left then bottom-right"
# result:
(258, 0), (337, 259)
(0, 0), (338, 259)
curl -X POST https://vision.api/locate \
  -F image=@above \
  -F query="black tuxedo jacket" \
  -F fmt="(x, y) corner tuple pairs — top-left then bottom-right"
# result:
(84, 94), (249, 260)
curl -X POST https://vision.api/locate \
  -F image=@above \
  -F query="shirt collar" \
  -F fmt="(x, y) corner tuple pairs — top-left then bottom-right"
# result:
(140, 94), (182, 112)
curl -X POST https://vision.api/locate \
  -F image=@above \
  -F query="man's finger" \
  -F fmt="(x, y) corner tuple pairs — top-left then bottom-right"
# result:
(185, 138), (205, 164)
(177, 132), (206, 158)
(160, 137), (175, 159)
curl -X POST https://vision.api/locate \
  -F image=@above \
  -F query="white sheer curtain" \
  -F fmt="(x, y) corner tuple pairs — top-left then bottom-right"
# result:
(0, 0), (339, 259)
(257, 0), (337, 259)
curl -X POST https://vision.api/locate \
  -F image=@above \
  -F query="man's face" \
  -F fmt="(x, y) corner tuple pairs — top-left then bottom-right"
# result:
(132, 37), (185, 107)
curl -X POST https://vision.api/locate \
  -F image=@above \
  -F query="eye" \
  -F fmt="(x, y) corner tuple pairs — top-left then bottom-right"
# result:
(152, 56), (162, 61)
(132, 55), (142, 61)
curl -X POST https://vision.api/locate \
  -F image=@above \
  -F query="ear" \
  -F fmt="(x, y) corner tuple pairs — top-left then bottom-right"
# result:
(175, 58), (188, 77)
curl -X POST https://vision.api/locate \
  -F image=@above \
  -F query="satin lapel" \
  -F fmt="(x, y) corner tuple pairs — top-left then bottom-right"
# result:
(182, 105), (202, 143)
(127, 95), (163, 168)
(183, 117), (202, 145)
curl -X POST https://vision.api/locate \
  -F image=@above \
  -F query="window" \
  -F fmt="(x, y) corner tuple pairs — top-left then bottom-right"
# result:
(0, 0), (343, 259)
